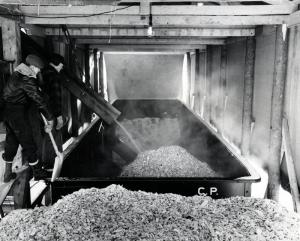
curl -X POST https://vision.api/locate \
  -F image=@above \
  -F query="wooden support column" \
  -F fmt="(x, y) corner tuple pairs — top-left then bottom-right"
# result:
(205, 45), (213, 123)
(267, 25), (289, 201)
(93, 49), (98, 93)
(186, 52), (191, 107)
(98, 52), (104, 98)
(193, 49), (201, 113)
(84, 44), (90, 85)
(67, 45), (79, 137)
(241, 37), (256, 156)
(0, 16), (21, 67)
(220, 45), (227, 132)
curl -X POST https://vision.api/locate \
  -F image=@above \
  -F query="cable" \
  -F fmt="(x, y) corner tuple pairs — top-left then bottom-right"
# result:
(0, 5), (133, 19)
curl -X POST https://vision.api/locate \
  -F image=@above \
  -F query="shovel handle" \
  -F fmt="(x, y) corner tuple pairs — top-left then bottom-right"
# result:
(41, 114), (61, 157)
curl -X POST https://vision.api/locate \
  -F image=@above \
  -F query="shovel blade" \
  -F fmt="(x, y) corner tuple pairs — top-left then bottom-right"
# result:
(51, 153), (63, 182)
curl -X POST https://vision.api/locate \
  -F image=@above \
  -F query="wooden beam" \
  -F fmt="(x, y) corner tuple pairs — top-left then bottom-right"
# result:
(241, 36), (255, 157)
(93, 48), (98, 93)
(205, 45), (213, 123)
(121, 0), (292, 4)
(84, 44), (90, 84)
(88, 44), (206, 52)
(153, 15), (288, 27)
(75, 38), (226, 45)
(98, 52), (104, 98)
(151, 5), (297, 16)
(186, 52), (191, 107)
(0, 16), (21, 67)
(220, 45), (227, 133)
(20, 24), (45, 37)
(20, 5), (296, 16)
(45, 27), (255, 37)
(61, 75), (120, 125)
(193, 49), (201, 114)
(267, 25), (288, 201)
(0, 0), (120, 4)
(24, 14), (288, 26)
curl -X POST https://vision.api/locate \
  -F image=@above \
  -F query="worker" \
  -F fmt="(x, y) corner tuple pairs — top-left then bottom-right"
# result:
(40, 53), (65, 170)
(2, 54), (54, 182)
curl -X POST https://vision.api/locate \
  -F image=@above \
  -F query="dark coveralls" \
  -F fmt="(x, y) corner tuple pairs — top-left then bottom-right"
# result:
(2, 71), (53, 165)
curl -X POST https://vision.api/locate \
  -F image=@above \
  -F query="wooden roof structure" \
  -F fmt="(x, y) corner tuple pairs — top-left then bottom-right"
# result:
(0, 0), (300, 51)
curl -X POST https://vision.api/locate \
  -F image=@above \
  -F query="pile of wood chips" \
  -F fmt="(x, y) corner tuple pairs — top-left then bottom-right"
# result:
(0, 185), (300, 241)
(116, 117), (181, 151)
(120, 145), (220, 177)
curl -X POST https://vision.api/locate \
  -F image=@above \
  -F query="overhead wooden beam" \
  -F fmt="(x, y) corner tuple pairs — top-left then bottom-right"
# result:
(45, 27), (255, 37)
(151, 5), (297, 15)
(0, 0), (120, 5)
(121, 0), (292, 4)
(153, 15), (288, 27)
(89, 44), (206, 51)
(20, 5), (296, 16)
(24, 15), (288, 26)
(75, 38), (226, 45)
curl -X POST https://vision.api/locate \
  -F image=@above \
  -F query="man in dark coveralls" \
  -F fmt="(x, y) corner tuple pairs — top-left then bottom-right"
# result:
(2, 54), (54, 182)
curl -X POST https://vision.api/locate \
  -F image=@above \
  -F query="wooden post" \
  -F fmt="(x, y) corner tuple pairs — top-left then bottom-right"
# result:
(267, 25), (289, 201)
(205, 45), (213, 123)
(241, 37), (256, 156)
(84, 44), (90, 85)
(186, 52), (191, 107)
(93, 48), (98, 93)
(0, 17), (21, 67)
(193, 49), (201, 113)
(220, 45), (227, 132)
(98, 52), (104, 98)
(67, 45), (79, 137)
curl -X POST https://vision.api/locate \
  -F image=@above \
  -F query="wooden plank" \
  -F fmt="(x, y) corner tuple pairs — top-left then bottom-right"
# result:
(21, 5), (139, 15)
(21, 5), (296, 16)
(13, 168), (31, 209)
(153, 15), (288, 27)
(75, 38), (226, 45)
(93, 49), (98, 93)
(61, 76), (120, 125)
(151, 5), (297, 16)
(241, 37), (255, 157)
(205, 45), (213, 123)
(0, 16), (21, 67)
(46, 27), (255, 37)
(98, 52), (104, 98)
(220, 45), (227, 132)
(0, 0), (120, 5)
(267, 25), (288, 201)
(25, 15), (287, 26)
(186, 52), (191, 107)
(282, 118), (300, 213)
(121, 0), (292, 4)
(89, 44), (206, 51)
(193, 49), (201, 114)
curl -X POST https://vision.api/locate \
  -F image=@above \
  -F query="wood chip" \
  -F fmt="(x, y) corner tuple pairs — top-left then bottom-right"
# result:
(0, 185), (300, 241)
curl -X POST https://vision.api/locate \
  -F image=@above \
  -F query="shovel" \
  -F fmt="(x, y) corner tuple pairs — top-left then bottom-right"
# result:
(41, 115), (63, 182)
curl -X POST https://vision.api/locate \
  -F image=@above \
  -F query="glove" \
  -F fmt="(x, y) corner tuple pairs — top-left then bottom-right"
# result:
(44, 119), (54, 133)
(56, 115), (64, 130)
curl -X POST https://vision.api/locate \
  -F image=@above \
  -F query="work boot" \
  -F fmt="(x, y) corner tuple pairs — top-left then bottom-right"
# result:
(31, 161), (49, 180)
(3, 162), (17, 183)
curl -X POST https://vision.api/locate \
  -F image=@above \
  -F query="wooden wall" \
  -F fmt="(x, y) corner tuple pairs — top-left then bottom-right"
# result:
(285, 24), (300, 187)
